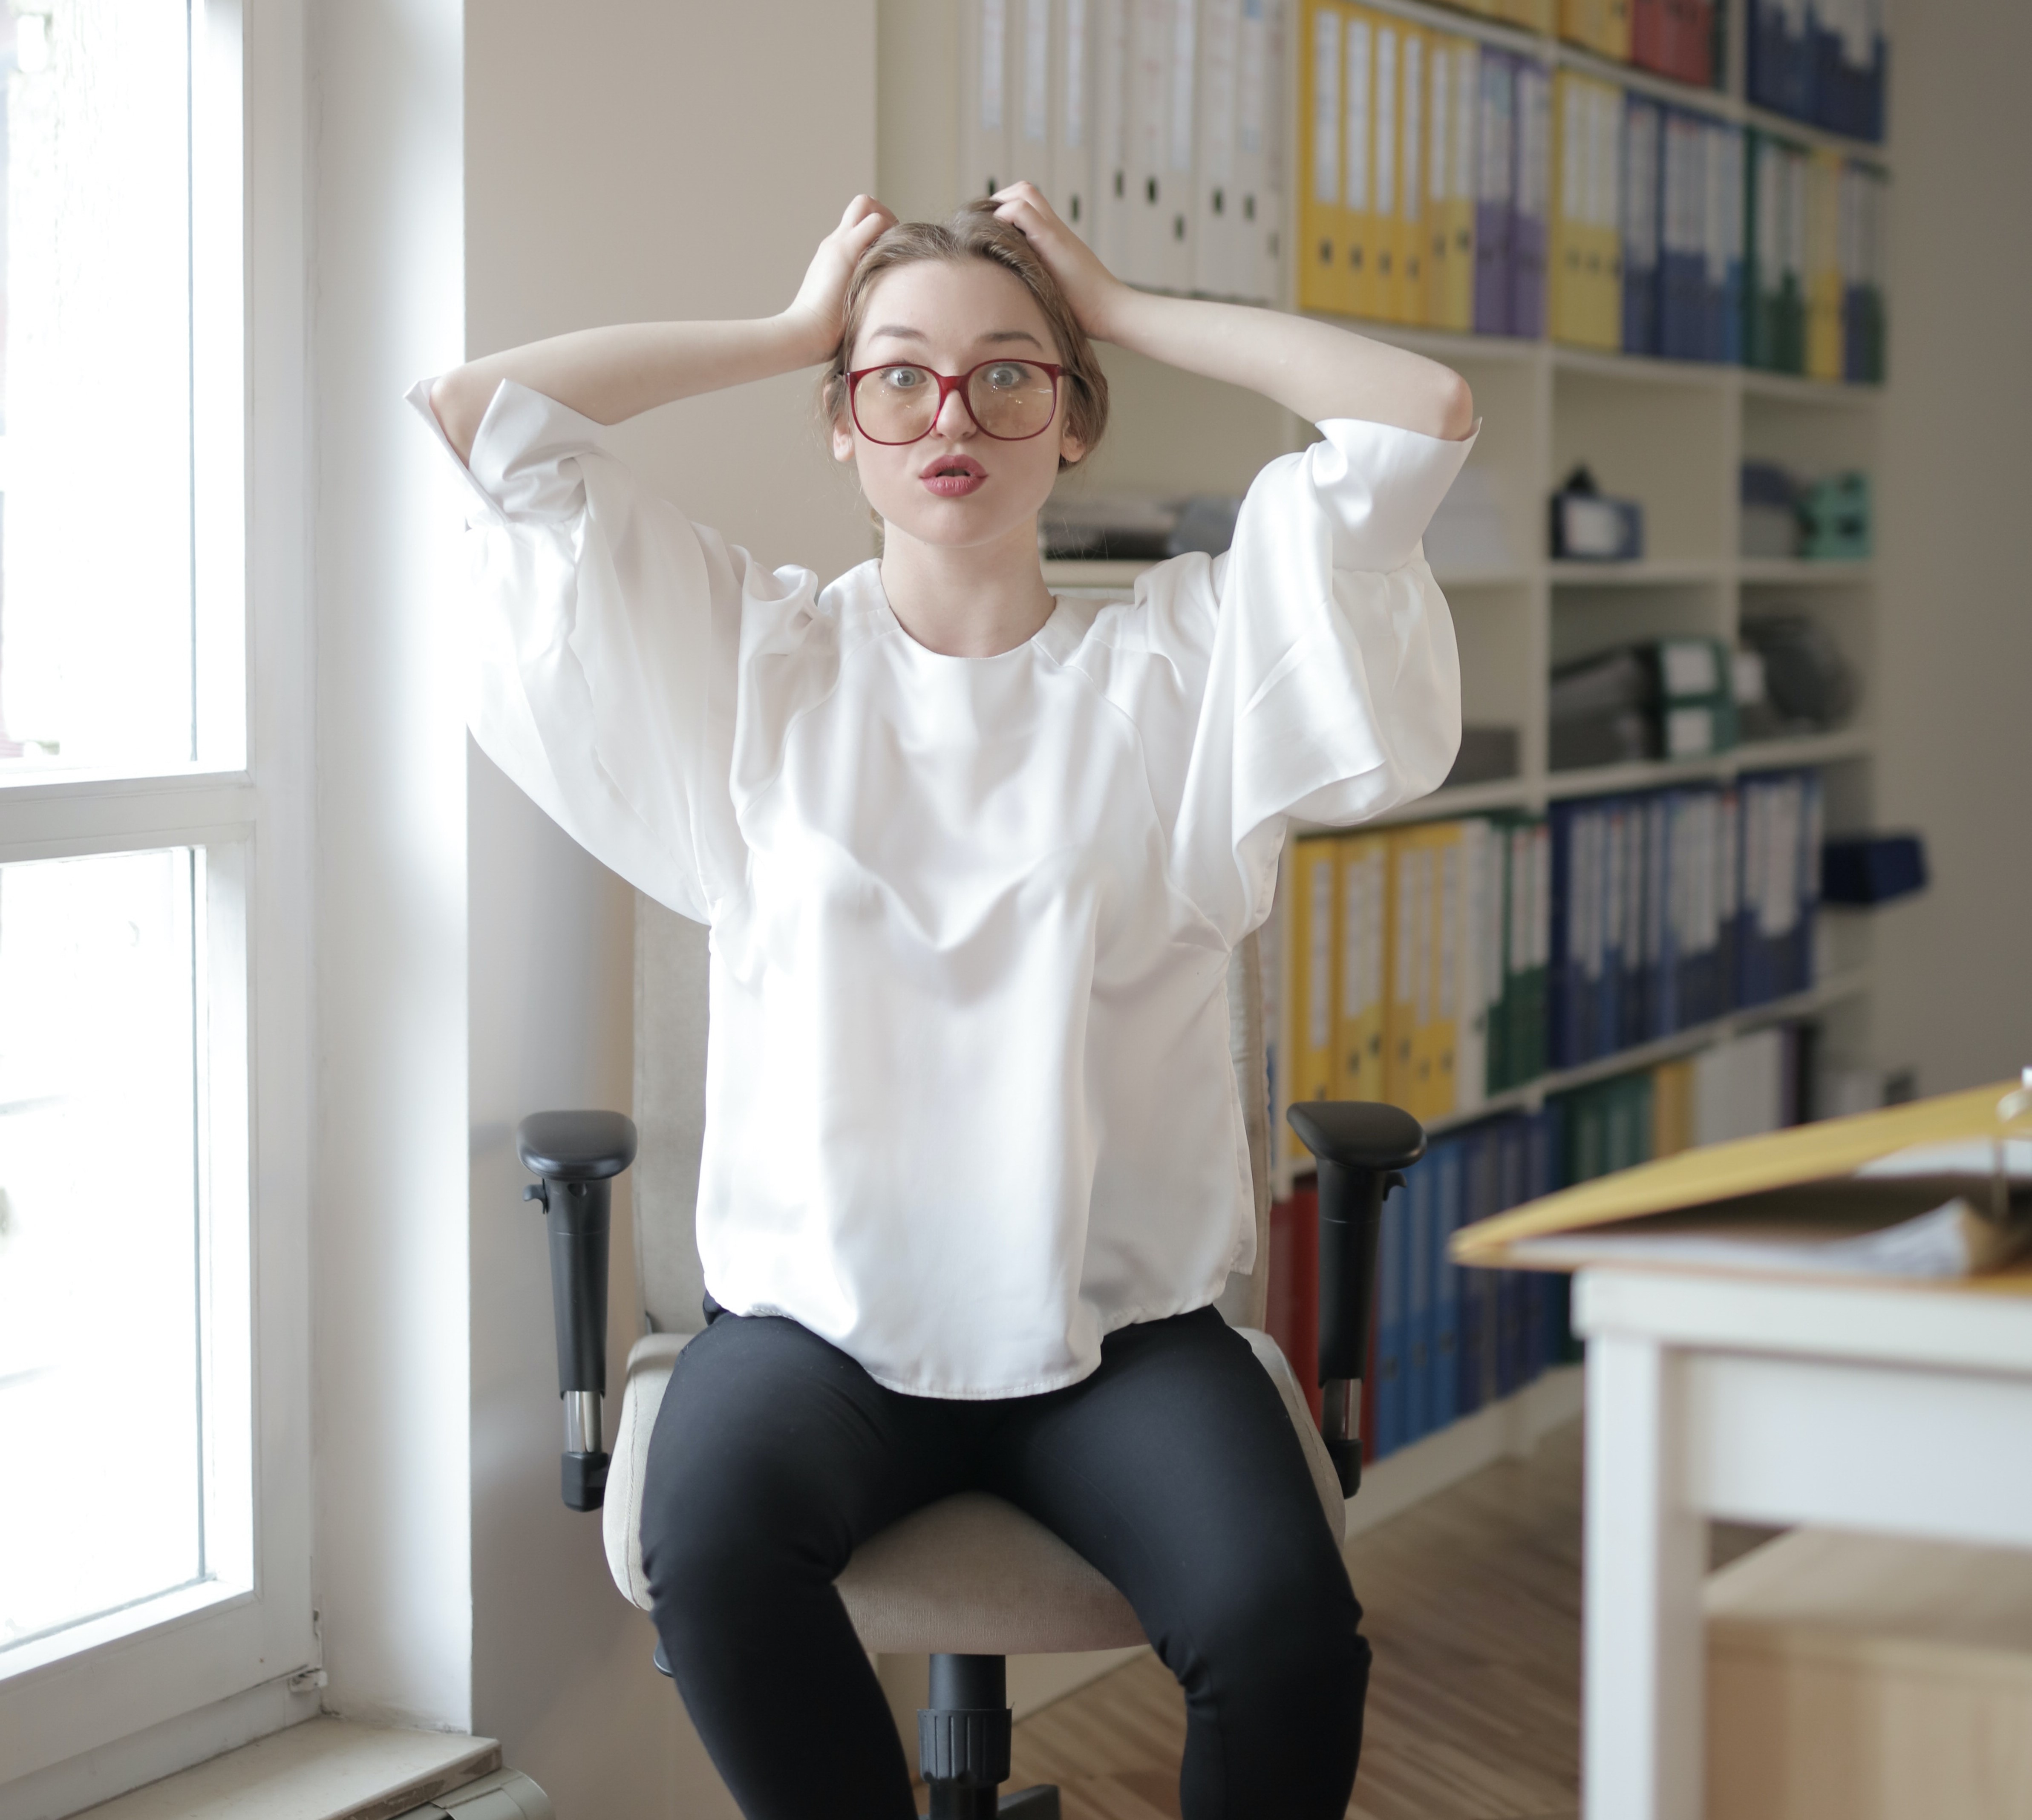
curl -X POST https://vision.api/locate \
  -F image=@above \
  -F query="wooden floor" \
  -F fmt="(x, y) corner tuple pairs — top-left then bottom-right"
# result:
(1005, 1420), (1588, 1820)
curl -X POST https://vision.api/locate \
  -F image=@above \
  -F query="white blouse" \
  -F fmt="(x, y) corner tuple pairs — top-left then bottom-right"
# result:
(412, 378), (1471, 1398)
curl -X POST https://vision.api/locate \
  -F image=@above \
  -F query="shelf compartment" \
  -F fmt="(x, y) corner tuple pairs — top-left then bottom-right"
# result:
(1550, 559), (1727, 586)
(1421, 969), (1873, 1139)
(1738, 560), (1875, 585)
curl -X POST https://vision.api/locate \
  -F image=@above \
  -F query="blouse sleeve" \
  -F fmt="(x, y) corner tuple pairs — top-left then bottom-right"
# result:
(1154, 415), (1475, 942)
(407, 377), (784, 924)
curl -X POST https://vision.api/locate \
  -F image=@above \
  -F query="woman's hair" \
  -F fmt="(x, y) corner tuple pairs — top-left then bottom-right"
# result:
(821, 199), (1109, 469)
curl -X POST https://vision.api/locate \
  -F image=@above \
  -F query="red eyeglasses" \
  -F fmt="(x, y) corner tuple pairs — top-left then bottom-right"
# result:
(845, 359), (1066, 446)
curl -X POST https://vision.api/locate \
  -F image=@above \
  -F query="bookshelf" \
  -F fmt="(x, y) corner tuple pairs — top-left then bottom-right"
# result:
(875, 0), (1884, 1491)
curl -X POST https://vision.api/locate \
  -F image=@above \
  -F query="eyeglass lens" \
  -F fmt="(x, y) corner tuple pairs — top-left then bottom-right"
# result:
(853, 362), (1058, 443)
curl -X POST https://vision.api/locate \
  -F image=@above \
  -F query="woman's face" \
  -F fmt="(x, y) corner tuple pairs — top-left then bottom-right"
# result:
(831, 257), (1086, 551)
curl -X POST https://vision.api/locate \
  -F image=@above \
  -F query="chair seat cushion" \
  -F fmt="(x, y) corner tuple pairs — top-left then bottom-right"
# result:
(603, 1323), (1346, 1656)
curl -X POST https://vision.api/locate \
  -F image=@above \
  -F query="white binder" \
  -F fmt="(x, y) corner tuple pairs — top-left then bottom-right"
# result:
(1090, 0), (1133, 272)
(1193, 0), (1245, 297)
(1243, 0), (1286, 305)
(960, 0), (1013, 204)
(1015, 0), (1054, 189)
(1051, 0), (1097, 240)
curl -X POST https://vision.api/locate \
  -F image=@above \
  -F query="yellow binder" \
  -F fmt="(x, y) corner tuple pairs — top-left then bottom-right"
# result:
(1805, 147), (1845, 381)
(1343, 6), (1381, 320)
(1552, 69), (1623, 350)
(1383, 827), (1427, 1113)
(1333, 834), (1390, 1103)
(1298, 0), (1348, 314)
(1290, 836), (1341, 1107)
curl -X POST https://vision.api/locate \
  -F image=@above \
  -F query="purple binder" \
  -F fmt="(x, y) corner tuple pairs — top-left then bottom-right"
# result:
(1473, 50), (1515, 336)
(1510, 60), (1550, 341)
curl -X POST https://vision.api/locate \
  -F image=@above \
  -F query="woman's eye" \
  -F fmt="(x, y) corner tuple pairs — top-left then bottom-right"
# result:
(883, 367), (928, 391)
(983, 363), (1029, 390)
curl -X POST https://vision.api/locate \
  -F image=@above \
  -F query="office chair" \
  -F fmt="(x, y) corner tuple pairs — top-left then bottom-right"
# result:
(515, 932), (1423, 1818)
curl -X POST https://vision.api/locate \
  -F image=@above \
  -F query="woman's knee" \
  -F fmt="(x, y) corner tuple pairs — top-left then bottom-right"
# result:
(1171, 1548), (1370, 1713)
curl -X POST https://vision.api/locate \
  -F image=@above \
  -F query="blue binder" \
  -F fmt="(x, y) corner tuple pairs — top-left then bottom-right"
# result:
(1622, 96), (1663, 357)
(1375, 1168), (1407, 1458)
(1430, 1138), (1463, 1433)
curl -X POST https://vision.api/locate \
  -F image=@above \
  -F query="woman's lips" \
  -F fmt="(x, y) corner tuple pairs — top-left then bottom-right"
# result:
(919, 455), (988, 498)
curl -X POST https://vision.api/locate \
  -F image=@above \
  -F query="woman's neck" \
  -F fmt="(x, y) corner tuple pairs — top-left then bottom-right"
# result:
(878, 515), (1056, 659)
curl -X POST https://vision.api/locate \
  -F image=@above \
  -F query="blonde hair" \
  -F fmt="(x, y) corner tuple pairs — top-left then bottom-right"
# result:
(821, 199), (1109, 469)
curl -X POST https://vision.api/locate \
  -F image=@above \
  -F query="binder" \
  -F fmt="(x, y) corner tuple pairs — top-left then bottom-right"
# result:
(1091, 0), (1133, 273)
(1632, 0), (1668, 72)
(1397, 24), (1428, 325)
(1403, 1155), (1433, 1443)
(1461, 818), (1498, 1113)
(1159, 0), (1199, 290)
(1621, 93), (1662, 356)
(1124, 0), (1174, 288)
(1385, 827), (1432, 1114)
(1551, 70), (1587, 347)
(960, 0), (1014, 202)
(1511, 59), (1551, 340)
(1375, 1166), (1406, 1454)
(1016, 0), (1055, 190)
(1343, 7), (1381, 319)
(1290, 836), (1340, 1105)
(1334, 834), (1390, 1104)
(1504, 816), (1549, 1088)
(1473, 47), (1515, 334)
(1657, 109), (1700, 360)
(1747, 0), (1814, 122)
(1193, 0), (1246, 296)
(1297, 0), (1348, 314)
(1841, 159), (1886, 383)
(1232, 0), (1282, 305)
(1368, 15), (1403, 321)
(1431, 1138), (1464, 1430)
(1811, 0), (1885, 142)
(1052, 0), (1098, 241)
(1804, 146), (1844, 381)
(1553, 71), (1620, 351)
(1456, 1128), (1494, 1415)
(1780, 140), (1809, 373)
(1704, 119), (1744, 363)
(1560, 0), (1631, 61)
(1428, 34), (1479, 332)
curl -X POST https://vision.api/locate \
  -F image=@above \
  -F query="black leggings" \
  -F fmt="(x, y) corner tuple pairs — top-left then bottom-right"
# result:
(639, 1305), (1369, 1820)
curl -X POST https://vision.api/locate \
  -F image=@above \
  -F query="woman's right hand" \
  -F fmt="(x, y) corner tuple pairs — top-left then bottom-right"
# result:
(781, 195), (898, 364)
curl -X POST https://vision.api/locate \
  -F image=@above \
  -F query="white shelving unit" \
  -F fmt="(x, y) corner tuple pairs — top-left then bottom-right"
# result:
(874, 0), (1886, 1527)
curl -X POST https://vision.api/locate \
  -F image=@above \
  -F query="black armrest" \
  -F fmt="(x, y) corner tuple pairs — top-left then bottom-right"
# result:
(1285, 1101), (1426, 1499)
(517, 1110), (639, 1512)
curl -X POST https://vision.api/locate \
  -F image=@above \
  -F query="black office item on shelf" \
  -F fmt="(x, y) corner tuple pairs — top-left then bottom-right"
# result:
(1548, 638), (1735, 771)
(1822, 834), (1928, 907)
(1040, 492), (1242, 562)
(1446, 724), (1522, 788)
(1740, 615), (1859, 731)
(1739, 461), (1801, 559)
(1548, 466), (1643, 562)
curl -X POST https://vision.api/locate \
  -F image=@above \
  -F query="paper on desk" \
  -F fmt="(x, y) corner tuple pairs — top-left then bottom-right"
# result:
(1507, 1192), (2032, 1280)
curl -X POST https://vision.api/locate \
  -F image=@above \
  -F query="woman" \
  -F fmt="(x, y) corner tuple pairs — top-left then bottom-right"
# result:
(421, 187), (1473, 1820)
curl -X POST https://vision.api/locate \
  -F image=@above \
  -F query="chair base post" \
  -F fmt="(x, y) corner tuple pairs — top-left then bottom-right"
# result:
(918, 1654), (1060, 1818)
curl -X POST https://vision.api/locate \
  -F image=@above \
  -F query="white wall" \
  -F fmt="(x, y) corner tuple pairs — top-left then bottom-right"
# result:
(1873, 0), (2032, 1093)
(311, 0), (475, 1733)
(460, 3), (877, 1814)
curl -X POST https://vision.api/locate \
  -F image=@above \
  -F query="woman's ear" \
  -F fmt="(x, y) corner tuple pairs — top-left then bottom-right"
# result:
(831, 418), (856, 463)
(1058, 426), (1087, 468)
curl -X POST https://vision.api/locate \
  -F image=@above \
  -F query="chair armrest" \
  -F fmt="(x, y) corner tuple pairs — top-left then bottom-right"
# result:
(517, 1109), (639, 1512)
(1285, 1101), (1426, 1497)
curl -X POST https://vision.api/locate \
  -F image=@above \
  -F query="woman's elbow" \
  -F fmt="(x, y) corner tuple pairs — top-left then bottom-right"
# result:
(429, 369), (490, 467)
(1434, 370), (1475, 443)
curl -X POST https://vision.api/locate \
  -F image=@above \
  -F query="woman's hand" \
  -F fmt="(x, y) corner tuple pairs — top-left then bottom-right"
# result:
(989, 182), (1134, 343)
(781, 194), (899, 364)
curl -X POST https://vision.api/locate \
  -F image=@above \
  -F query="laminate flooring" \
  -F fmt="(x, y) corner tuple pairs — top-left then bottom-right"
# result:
(1005, 1420), (1588, 1820)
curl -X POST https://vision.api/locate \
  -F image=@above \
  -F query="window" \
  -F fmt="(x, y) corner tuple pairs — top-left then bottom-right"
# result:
(0, 0), (313, 1785)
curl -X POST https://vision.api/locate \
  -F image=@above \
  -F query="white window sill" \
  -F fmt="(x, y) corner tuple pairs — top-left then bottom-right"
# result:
(71, 1721), (507, 1820)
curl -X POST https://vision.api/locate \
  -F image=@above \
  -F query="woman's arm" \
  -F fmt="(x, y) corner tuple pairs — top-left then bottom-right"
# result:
(427, 196), (899, 464)
(990, 183), (1474, 442)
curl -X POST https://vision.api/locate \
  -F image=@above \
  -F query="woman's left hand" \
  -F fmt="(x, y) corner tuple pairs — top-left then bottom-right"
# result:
(989, 182), (1132, 343)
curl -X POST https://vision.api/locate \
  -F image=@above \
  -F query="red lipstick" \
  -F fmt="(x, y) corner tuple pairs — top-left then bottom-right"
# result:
(919, 453), (988, 498)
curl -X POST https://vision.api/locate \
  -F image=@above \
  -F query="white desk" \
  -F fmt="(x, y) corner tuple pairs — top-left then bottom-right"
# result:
(1571, 1266), (2032, 1820)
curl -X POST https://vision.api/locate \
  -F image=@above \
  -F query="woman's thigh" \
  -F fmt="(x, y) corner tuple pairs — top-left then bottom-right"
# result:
(638, 1312), (963, 1599)
(980, 1307), (1357, 1651)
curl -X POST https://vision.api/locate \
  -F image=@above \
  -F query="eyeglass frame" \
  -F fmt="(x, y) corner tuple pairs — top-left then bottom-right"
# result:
(842, 358), (1067, 446)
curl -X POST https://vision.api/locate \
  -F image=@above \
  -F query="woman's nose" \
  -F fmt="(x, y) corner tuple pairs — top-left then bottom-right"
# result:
(934, 380), (974, 440)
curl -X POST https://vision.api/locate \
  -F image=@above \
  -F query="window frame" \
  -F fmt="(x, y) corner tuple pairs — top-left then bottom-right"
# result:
(0, 0), (317, 1782)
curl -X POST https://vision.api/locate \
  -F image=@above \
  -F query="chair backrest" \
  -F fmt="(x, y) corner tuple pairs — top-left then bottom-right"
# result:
(631, 897), (1273, 1338)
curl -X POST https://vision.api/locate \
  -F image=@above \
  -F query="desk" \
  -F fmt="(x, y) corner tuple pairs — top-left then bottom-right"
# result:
(1571, 1266), (2032, 1820)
